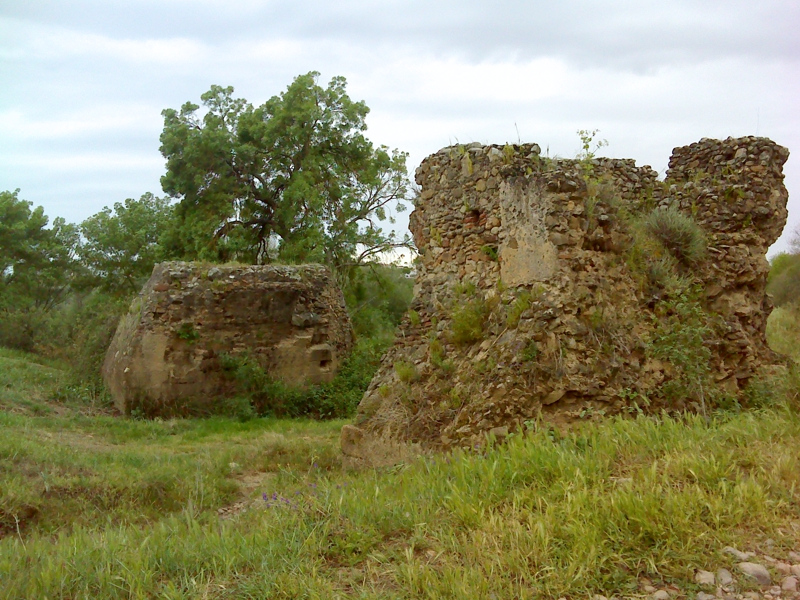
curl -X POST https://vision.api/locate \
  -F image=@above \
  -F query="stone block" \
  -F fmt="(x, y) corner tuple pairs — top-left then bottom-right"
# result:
(103, 262), (352, 417)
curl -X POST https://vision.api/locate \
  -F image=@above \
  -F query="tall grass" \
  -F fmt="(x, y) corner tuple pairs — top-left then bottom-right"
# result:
(0, 299), (798, 598)
(2, 405), (798, 598)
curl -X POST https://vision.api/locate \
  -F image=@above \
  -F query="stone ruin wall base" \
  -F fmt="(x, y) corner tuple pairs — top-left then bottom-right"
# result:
(343, 136), (790, 465)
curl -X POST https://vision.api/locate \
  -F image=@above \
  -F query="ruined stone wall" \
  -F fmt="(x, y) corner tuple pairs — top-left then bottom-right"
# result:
(664, 138), (789, 380)
(103, 262), (353, 416)
(343, 137), (789, 464)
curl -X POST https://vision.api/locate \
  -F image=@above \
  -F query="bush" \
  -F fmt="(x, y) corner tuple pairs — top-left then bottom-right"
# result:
(220, 335), (392, 419)
(0, 290), (128, 387)
(647, 291), (713, 411)
(394, 360), (420, 384)
(48, 292), (130, 383)
(643, 207), (706, 266)
(0, 307), (50, 353)
(450, 298), (488, 345)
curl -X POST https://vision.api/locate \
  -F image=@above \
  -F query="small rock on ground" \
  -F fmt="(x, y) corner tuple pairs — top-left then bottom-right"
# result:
(783, 576), (798, 592)
(652, 591), (670, 600)
(696, 593), (716, 600)
(696, 570), (716, 586)
(717, 568), (734, 586)
(725, 547), (755, 561)
(738, 562), (772, 587)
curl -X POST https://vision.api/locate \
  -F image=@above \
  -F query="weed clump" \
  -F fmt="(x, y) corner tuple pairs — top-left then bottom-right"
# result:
(394, 360), (420, 383)
(429, 339), (455, 374)
(447, 281), (491, 345)
(450, 298), (488, 345)
(520, 339), (539, 362)
(643, 207), (706, 266)
(506, 291), (531, 329)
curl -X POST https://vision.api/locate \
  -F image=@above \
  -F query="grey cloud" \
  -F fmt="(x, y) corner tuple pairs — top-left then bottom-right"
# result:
(4, 0), (798, 70)
(1, 0), (798, 252)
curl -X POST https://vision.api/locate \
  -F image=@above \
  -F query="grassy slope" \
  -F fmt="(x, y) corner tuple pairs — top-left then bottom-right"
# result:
(0, 312), (799, 598)
(0, 347), (67, 414)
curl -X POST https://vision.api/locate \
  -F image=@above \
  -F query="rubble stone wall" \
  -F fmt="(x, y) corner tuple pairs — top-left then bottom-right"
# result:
(103, 262), (353, 416)
(343, 136), (789, 465)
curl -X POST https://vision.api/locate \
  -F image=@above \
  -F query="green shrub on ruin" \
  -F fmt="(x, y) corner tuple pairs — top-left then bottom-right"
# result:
(647, 290), (714, 413)
(506, 290), (532, 328)
(643, 207), (706, 267)
(450, 298), (489, 345)
(520, 339), (539, 362)
(394, 360), (420, 384)
(429, 338), (455, 374)
(626, 208), (704, 297)
(481, 245), (499, 261)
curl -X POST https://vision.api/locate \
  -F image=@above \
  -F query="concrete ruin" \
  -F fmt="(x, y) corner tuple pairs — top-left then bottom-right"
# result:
(103, 262), (353, 416)
(342, 136), (789, 466)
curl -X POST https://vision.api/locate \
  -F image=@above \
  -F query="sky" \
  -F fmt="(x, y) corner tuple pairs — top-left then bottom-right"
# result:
(1, 0), (798, 254)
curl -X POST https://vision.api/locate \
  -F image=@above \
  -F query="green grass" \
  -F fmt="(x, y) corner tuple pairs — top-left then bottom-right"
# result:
(0, 347), (67, 415)
(0, 410), (344, 540)
(2, 406), (799, 598)
(767, 303), (800, 363)
(1, 337), (799, 598)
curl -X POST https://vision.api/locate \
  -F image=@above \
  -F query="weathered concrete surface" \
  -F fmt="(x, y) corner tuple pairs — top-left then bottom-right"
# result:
(103, 262), (352, 416)
(342, 136), (790, 466)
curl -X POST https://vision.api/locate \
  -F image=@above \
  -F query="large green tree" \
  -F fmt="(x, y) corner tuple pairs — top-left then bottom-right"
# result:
(0, 190), (79, 310)
(159, 72), (410, 268)
(0, 190), (80, 349)
(78, 193), (173, 295)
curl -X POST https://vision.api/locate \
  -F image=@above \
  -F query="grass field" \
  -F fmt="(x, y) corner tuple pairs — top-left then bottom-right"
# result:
(0, 310), (799, 598)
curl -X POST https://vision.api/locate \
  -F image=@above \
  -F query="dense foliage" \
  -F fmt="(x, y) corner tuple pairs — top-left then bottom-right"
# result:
(78, 193), (173, 296)
(0, 190), (80, 351)
(159, 72), (411, 266)
(768, 224), (800, 308)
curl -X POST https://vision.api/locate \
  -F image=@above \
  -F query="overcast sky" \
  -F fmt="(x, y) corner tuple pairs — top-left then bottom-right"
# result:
(1, 0), (798, 253)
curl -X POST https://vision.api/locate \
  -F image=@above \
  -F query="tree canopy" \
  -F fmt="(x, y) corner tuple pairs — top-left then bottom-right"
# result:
(159, 72), (410, 269)
(78, 193), (173, 295)
(0, 190), (80, 349)
(0, 190), (79, 312)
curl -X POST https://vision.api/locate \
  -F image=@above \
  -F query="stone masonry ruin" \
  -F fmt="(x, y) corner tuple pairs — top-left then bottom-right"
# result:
(103, 262), (353, 417)
(342, 136), (789, 465)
